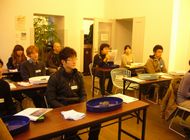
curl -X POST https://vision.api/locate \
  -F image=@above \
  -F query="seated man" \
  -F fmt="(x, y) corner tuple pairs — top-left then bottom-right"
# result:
(145, 44), (167, 73)
(0, 59), (16, 117)
(20, 45), (46, 107)
(47, 47), (101, 140)
(93, 43), (113, 95)
(144, 45), (169, 101)
(46, 42), (61, 74)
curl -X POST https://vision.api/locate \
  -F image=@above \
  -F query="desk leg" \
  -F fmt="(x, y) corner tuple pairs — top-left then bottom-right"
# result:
(139, 85), (142, 100)
(118, 117), (122, 140)
(92, 75), (95, 97)
(123, 80), (126, 94)
(141, 108), (147, 140)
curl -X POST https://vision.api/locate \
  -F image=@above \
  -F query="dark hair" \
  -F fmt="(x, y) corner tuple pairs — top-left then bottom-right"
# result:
(124, 45), (131, 50)
(12, 45), (26, 67)
(99, 43), (110, 54)
(189, 60), (190, 66)
(59, 47), (77, 61)
(0, 59), (3, 66)
(153, 45), (163, 53)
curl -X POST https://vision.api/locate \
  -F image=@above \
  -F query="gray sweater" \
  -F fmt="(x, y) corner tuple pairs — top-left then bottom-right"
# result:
(177, 71), (190, 104)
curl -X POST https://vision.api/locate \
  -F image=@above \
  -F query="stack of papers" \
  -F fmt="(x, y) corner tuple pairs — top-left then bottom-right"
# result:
(15, 108), (52, 121)
(124, 77), (145, 83)
(61, 110), (85, 120)
(29, 76), (50, 84)
(110, 93), (138, 103)
(17, 82), (32, 86)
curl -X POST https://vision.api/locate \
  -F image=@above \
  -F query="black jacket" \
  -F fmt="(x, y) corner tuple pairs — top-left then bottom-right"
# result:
(46, 51), (60, 69)
(93, 54), (107, 67)
(46, 67), (86, 107)
(0, 79), (16, 117)
(20, 59), (46, 81)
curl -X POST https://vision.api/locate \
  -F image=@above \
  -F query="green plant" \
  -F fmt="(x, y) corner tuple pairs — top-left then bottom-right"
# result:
(33, 16), (60, 61)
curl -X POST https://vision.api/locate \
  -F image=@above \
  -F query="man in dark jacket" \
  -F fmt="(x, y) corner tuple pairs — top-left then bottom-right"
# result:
(46, 42), (61, 74)
(20, 45), (46, 81)
(20, 45), (46, 107)
(93, 43), (113, 95)
(47, 47), (101, 140)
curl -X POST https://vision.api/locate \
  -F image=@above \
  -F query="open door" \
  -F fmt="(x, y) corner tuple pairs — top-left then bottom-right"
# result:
(93, 19), (116, 57)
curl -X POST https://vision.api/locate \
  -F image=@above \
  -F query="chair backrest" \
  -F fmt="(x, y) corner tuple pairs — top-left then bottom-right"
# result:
(111, 68), (131, 89)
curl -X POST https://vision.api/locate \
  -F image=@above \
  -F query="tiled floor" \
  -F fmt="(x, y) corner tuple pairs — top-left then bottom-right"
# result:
(80, 76), (184, 140)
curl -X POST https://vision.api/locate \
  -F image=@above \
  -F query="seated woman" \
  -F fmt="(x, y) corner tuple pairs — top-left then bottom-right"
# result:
(121, 45), (133, 67)
(93, 43), (113, 95)
(6, 44), (27, 81)
(0, 59), (16, 117)
(7, 44), (27, 70)
(177, 60), (190, 109)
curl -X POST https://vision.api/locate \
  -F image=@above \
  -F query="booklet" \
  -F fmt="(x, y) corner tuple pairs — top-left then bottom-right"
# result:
(15, 108), (52, 121)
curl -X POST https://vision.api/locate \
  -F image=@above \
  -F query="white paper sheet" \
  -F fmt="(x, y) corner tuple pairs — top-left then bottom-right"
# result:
(110, 93), (138, 103)
(61, 110), (85, 121)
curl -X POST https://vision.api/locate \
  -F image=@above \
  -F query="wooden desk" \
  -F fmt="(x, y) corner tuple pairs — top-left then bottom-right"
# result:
(125, 65), (145, 77)
(2, 69), (22, 81)
(10, 83), (47, 92)
(92, 67), (117, 97)
(10, 82), (48, 107)
(123, 77), (172, 100)
(13, 101), (149, 140)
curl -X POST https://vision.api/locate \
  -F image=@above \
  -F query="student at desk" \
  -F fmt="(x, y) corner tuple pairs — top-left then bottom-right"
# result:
(145, 44), (167, 73)
(0, 59), (16, 117)
(7, 45), (27, 70)
(6, 45), (26, 81)
(20, 45), (46, 81)
(93, 43), (113, 95)
(144, 44), (169, 100)
(20, 45), (46, 107)
(47, 47), (101, 140)
(121, 45), (133, 67)
(46, 42), (61, 74)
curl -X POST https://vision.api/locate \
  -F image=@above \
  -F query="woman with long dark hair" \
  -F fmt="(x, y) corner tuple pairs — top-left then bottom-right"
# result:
(7, 44), (27, 70)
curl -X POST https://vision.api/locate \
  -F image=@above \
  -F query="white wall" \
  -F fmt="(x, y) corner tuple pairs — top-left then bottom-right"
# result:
(169, 0), (190, 71)
(114, 19), (132, 64)
(105, 0), (174, 69)
(0, 0), (105, 70)
(1, 0), (190, 72)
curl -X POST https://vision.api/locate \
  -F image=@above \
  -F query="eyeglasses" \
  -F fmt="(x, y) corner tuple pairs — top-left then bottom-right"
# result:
(67, 58), (78, 62)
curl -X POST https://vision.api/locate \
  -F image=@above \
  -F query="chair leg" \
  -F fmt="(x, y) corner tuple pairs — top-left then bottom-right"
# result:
(43, 96), (49, 108)
(169, 108), (186, 137)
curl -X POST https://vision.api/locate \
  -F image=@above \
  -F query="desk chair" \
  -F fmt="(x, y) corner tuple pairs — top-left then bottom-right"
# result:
(89, 63), (99, 96)
(169, 106), (190, 137)
(110, 68), (138, 95)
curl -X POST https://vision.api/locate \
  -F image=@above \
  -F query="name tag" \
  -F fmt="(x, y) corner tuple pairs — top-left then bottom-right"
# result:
(35, 69), (41, 73)
(71, 85), (78, 90)
(0, 98), (5, 103)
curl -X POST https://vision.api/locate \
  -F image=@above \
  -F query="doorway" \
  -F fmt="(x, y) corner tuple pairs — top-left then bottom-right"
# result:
(83, 19), (94, 75)
(33, 14), (64, 62)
